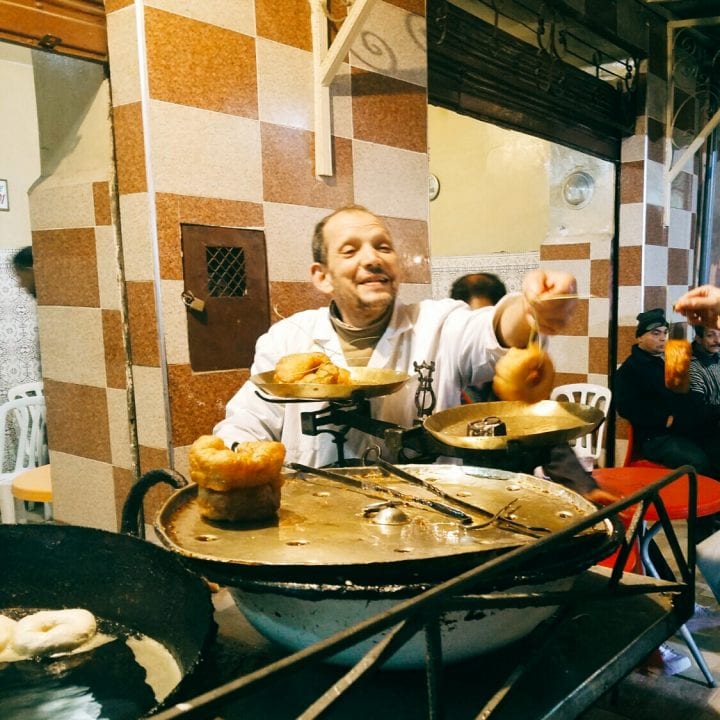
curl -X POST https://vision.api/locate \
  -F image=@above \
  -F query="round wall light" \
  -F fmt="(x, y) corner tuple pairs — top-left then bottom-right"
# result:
(429, 174), (440, 201)
(562, 170), (594, 208)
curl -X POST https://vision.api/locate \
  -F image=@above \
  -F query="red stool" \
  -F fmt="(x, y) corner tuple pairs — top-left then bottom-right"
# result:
(593, 466), (720, 686)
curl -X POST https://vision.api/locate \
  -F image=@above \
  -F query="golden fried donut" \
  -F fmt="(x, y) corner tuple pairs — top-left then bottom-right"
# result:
(0, 615), (16, 653)
(665, 338), (691, 394)
(13, 609), (96, 657)
(189, 435), (286, 491)
(274, 352), (330, 383)
(273, 352), (350, 385)
(492, 344), (555, 403)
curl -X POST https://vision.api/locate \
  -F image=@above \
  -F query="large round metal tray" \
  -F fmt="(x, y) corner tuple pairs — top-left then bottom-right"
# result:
(154, 465), (617, 588)
(424, 400), (604, 451)
(250, 367), (409, 400)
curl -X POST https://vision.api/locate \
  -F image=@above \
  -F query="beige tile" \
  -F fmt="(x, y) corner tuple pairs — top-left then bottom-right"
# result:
(257, 39), (312, 131)
(263, 202), (330, 280)
(353, 140), (427, 220)
(588, 297), (611, 338)
(96, 225), (122, 310)
(133, 365), (170, 448)
(29, 182), (95, 230)
(145, 7), (258, 118)
(149, 100), (262, 202)
(350, 1), (427, 88)
(398, 283), (432, 304)
(547, 335), (589, 374)
(119, 193), (155, 282)
(146, 0), (255, 35)
(619, 203), (645, 247)
(106, 6), (142, 107)
(51, 451), (117, 530)
(38, 307), (107, 386)
(161, 279), (191, 365)
(107, 387), (135, 470)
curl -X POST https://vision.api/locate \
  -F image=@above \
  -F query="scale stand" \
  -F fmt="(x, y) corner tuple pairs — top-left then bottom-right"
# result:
(255, 362), (439, 466)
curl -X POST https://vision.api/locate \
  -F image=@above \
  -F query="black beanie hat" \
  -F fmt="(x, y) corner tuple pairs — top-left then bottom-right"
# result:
(636, 308), (668, 337)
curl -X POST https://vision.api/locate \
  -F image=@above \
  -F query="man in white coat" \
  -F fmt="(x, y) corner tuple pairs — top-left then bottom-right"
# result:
(214, 205), (578, 467)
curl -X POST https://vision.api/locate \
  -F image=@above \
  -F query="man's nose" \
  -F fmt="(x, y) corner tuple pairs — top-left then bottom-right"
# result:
(359, 244), (382, 265)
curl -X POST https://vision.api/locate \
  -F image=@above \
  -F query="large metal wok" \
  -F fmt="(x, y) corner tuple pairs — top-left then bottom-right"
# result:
(0, 495), (215, 719)
(146, 465), (620, 669)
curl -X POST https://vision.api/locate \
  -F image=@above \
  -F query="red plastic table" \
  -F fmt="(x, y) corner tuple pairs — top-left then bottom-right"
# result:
(593, 465), (720, 686)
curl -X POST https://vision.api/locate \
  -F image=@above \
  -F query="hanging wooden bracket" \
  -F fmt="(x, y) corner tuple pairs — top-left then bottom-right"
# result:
(309, 0), (378, 177)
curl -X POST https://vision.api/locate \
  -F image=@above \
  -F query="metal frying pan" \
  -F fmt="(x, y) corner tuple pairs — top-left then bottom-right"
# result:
(250, 367), (410, 400)
(424, 400), (604, 451)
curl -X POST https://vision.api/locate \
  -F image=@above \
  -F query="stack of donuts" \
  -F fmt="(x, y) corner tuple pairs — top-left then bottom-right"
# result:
(189, 435), (287, 522)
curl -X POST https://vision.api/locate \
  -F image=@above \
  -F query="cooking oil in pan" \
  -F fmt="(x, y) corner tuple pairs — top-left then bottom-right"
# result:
(0, 610), (181, 720)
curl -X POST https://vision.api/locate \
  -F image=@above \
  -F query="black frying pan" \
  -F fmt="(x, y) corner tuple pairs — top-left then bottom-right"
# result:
(0, 470), (216, 717)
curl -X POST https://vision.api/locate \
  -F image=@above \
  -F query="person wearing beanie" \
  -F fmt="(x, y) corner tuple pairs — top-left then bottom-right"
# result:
(614, 308), (720, 477)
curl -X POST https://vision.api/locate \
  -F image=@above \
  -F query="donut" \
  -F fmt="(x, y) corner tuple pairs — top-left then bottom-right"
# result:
(0, 615), (16, 652)
(492, 344), (555, 403)
(273, 352), (350, 385)
(197, 480), (283, 521)
(665, 338), (691, 394)
(12, 608), (96, 657)
(189, 435), (286, 491)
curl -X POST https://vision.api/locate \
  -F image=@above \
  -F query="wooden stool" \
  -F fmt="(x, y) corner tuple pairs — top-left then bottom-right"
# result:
(11, 464), (53, 523)
(593, 466), (720, 687)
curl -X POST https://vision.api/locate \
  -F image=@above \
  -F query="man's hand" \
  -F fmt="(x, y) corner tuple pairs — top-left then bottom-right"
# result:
(674, 285), (720, 329)
(494, 269), (578, 347)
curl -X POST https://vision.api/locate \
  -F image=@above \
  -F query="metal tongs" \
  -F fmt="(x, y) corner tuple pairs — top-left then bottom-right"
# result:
(373, 458), (550, 538)
(289, 463), (472, 524)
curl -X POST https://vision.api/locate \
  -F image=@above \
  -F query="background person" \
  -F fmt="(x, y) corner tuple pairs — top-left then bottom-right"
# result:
(12, 246), (35, 298)
(689, 324), (720, 415)
(450, 272), (506, 309)
(614, 308), (720, 478)
(214, 205), (579, 467)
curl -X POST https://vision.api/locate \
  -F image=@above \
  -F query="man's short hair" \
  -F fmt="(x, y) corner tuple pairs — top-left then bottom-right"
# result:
(12, 246), (33, 270)
(450, 273), (507, 305)
(312, 204), (372, 264)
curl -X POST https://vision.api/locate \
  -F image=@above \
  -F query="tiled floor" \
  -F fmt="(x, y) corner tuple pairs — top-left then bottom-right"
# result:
(582, 523), (720, 720)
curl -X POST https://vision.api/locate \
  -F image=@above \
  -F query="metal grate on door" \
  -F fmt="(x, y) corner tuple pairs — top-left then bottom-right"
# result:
(206, 246), (247, 297)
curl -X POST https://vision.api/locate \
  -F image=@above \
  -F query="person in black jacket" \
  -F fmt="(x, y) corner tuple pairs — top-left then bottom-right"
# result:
(615, 308), (720, 478)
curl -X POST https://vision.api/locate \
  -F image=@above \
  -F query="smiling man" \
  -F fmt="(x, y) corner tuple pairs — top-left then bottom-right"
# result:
(214, 205), (579, 467)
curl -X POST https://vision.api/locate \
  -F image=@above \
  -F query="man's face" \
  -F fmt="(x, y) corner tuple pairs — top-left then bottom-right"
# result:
(697, 328), (720, 354)
(637, 326), (668, 356)
(311, 210), (400, 327)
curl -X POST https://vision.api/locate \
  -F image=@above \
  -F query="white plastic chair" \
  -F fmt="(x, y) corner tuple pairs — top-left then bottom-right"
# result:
(550, 383), (612, 470)
(7, 381), (44, 400)
(0, 395), (49, 523)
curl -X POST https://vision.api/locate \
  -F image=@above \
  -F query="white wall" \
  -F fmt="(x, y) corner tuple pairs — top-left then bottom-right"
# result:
(0, 43), (40, 251)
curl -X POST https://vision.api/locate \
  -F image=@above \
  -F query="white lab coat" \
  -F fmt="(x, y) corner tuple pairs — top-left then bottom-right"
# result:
(213, 297), (513, 466)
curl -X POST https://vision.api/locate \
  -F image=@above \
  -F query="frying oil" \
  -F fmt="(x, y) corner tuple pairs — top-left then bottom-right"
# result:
(0, 610), (182, 720)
